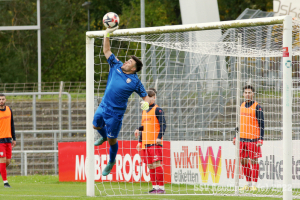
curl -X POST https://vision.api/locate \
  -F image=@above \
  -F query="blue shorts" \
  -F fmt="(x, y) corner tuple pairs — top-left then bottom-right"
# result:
(92, 105), (123, 139)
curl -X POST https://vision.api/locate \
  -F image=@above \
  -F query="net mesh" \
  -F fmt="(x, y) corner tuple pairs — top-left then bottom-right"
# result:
(92, 21), (300, 197)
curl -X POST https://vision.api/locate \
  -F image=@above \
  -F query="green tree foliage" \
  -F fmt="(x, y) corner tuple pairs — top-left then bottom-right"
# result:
(218, 0), (273, 21)
(0, 0), (181, 83)
(0, 0), (273, 83)
(40, 1), (87, 81)
(0, 0), (38, 83)
(118, 0), (181, 28)
(0, 0), (87, 83)
(90, 0), (130, 30)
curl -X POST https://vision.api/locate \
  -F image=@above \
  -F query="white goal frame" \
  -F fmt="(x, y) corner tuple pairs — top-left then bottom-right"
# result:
(85, 15), (293, 199)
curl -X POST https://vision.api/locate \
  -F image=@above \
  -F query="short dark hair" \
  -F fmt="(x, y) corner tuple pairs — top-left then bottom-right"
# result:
(147, 88), (157, 97)
(243, 85), (255, 92)
(0, 94), (5, 97)
(130, 55), (143, 72)
(148, 88), (157, 94)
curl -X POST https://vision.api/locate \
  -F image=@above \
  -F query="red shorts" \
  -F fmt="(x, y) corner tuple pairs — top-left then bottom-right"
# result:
(239, 141), (262, 159)
(141, 145), (162, 164)
(0, 143), (12, 159)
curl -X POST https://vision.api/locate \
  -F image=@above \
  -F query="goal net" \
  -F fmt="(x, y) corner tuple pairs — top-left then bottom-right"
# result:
(86, 16), (300, 198)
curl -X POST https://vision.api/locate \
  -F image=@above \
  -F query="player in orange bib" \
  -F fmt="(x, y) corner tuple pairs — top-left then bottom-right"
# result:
(233, 85), (264, 191)
(0, 94), (16, 188)
(134, 88), (166, 194)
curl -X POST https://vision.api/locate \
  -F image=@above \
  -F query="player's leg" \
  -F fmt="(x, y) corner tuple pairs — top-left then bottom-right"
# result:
(145, 148), (159, 194)
(140, 149), (157, 193)
(147, 163), (158, 194)
(93, 106), (108, 146)
(146, 145), (165, 194)
(93, 125), (108, 146)
(0, 159), (11, 177)
(241, 157), (251, 188)
(152, 145), (165, 193)
(239, 142), (251, 190)
(152, 160), (165, 194)
(0, 157), (7, 184)
(0, 143), (11, 188)
(248, 141), (262, 191)
(250, 158), (259, 190)
(107, 138), (118, 163)
(102, 137), (118, 176)
(6, 159), (10, 167)
(102, 114), (122, 176)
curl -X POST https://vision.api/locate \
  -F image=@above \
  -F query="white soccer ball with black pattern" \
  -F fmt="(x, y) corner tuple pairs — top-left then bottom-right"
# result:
(103, 12), (119, 28)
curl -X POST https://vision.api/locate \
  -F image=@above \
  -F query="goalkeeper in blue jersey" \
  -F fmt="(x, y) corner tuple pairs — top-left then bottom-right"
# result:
(93, 26), (150, 176)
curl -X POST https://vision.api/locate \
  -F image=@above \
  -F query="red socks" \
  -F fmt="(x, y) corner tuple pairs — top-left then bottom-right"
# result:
(0, 163), (7, 182)
(252, 163), (259, 182)
(242, 162), (252, 182)
(242, 162), (259, 183)
(150, 166), (164, 189)
(149, 168), (157, 188)
(155, 166), (164, 186)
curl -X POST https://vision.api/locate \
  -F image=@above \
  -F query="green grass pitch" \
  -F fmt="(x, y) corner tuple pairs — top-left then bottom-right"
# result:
(0, 175), (285, 199)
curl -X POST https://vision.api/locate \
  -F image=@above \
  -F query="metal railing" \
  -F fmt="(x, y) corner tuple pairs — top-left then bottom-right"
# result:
(14, 130), (86, 176)
(0, 82), (87, 93)
(12, 150), (58, 176)
(4, 92), (72, 136)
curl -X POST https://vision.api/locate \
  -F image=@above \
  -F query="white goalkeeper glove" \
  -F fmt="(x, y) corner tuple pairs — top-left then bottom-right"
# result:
(140, 101), (149, 111)
(104, 26), (119, 38)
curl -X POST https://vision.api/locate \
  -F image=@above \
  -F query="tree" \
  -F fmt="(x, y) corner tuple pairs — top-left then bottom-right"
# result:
(0, 0), (181, 83)
(121, 0), (181, 28)
(0, 0), (88, 83)
(40, 0), (87, 81)
(0, 0), (38, 83)
(218, 0), (273, 21)
(1, 0), (275, 83)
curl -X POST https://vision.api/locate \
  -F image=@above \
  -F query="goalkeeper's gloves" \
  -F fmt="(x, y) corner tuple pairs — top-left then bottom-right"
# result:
(140, 101), (149, 111)
(104, 26), (119, 38)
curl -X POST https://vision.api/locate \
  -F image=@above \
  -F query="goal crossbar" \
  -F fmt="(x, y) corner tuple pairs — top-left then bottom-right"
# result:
(86, 16), (286, 38)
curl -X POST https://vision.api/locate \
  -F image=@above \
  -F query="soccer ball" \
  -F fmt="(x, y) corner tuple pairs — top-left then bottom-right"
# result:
(103, 12), (119, 28)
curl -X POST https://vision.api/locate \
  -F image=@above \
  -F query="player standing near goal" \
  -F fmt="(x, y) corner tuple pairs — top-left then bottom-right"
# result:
(233, 85), (264, 191)
(0, 94), (16, 188)
(135, 88), (166, 194)
(93, 26), (150, 176)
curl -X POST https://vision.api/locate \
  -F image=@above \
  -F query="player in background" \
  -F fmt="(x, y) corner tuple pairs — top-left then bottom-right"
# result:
(233, 85), (264, 191)
(93, 26), (150, 176)
(135, 88), (166, 194)
(0, 94), (16, 188)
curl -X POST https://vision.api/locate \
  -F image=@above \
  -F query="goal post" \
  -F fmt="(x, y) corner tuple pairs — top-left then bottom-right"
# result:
(282, 15), (293, 200)
(86, 36), (95, 196)
(85, 15), (298, 198)
(234, 33), (242, 195)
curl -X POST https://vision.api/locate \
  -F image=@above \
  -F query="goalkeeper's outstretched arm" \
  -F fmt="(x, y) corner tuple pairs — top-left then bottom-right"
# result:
(103, 27), (119, 59)
(142, 95), (150, 103)
(103, 37), (112, 59)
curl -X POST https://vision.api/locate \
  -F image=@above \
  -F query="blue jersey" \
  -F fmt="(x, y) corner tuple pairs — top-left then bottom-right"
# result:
(100, 53), (147, 118)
